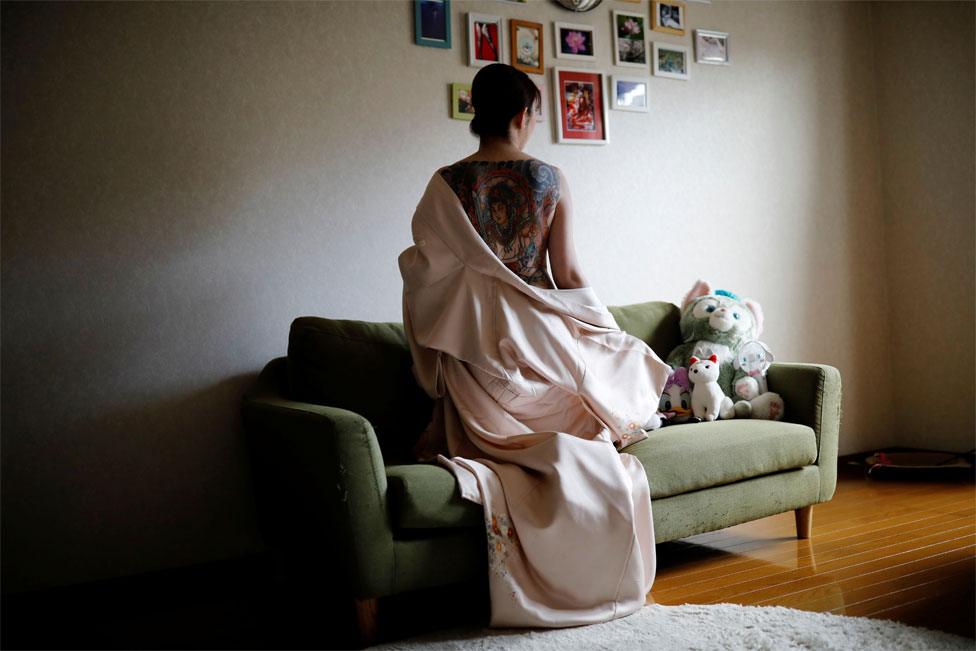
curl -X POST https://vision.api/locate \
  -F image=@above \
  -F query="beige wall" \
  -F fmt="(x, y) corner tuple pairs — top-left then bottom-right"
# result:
(871, 1), (975, 452)
(1, 0), (972, 592)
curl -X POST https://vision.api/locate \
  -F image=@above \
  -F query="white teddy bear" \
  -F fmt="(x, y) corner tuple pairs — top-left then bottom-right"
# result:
(688, 355), (734, 422)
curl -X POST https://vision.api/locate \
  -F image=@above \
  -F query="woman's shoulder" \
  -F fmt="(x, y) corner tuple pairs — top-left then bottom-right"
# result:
(433, 157), (563, 190)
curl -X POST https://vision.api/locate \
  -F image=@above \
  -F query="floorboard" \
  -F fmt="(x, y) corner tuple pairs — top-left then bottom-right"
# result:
(649, 463), (976, 638)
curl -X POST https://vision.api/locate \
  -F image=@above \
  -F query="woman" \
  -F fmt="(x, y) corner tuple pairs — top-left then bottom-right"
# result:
(398, 63), (671, 628)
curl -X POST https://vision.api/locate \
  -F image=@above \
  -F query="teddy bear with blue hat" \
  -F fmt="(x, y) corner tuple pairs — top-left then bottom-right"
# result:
(664, 279), (784, 421)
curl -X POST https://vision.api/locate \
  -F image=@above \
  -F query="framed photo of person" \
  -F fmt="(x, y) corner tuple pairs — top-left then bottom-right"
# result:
(694, 29), (731, 65)
(652, 41), (690, 80)
(652, 1), (686, 36)
(450, 83), (475, 120)
(553, 22), (596, 61)
(610, 75), (649, 112)
(613, 10), (649, 68)
(552, 67), (608, 145)
(510, 19), (544, 74)
(414, 0), (452, 49)
(468, 13), (505, 67)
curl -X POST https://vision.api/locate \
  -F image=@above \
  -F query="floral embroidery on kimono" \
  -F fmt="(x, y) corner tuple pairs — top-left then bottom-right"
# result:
(486, 511), (520, 580)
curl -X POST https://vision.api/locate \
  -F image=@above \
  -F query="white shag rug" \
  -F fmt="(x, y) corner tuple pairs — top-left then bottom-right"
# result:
(373, 603), (973, 650)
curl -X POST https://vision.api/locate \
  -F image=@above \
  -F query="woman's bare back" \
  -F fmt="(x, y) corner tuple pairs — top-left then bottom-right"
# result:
(439, 159), (560, 289)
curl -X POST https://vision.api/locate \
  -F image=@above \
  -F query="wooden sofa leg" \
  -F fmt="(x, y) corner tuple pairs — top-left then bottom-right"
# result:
(795, 505), (813, 539)
(354, 597), (380, 647)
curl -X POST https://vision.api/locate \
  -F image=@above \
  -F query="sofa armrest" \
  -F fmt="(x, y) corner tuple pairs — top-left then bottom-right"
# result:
(242, 358), (394, 598)
(766, 362), (843, 502)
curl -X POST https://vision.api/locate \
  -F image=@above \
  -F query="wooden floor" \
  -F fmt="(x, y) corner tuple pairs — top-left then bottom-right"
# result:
(649, 463), (976, 638)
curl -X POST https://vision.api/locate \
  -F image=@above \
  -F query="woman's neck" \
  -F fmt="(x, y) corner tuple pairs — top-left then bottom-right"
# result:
(464, 137), (530, 162)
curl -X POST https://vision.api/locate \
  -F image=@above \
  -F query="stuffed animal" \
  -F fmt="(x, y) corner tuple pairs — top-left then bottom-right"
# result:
(688, 355), (731, 421)
(732, 340), (782, 418)
(658, 366), (694, 424)
(666, 279), (784, 420)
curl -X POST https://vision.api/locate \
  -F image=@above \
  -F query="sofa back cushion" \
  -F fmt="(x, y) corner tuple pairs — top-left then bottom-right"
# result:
(607, 301), (682, 360)
(287, 317), (433, 463)
(286, 301), (680, 463)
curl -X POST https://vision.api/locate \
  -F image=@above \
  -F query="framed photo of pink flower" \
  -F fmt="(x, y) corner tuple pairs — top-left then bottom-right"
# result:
(613, 10), (648, 68)
(468, 13), (506, 67)
(554, 22), (596, 61)
(551, 67), (608, 145)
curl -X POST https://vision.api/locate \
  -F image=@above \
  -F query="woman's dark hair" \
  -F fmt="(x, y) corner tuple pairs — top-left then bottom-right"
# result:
(469, 63), (541, 138)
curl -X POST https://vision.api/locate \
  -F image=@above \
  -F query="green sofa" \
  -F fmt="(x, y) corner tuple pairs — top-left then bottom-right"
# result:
(241, 300), (842, 645)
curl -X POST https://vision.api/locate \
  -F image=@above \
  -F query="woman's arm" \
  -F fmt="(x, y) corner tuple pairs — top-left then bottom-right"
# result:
(548, 169), (590, 290)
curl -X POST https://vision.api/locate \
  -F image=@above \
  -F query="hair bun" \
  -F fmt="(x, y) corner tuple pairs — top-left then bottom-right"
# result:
(467, 64), (541, 139)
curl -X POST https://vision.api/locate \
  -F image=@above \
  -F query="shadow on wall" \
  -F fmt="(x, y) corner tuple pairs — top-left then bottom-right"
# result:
(803, 1), (891, 455)
(1, 372), (267, 594)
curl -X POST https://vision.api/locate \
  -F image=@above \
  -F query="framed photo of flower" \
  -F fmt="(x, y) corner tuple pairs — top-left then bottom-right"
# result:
(613, 10), (648, 68)
(652, 41), (689, 80)
(450, 83), (475, 120)
(414, 0), (452, 49)
(652, 1), (686, 36)
(510, 19), (544, 74)
(468, 13), (505, 67)
(611, 75), (649, 112)
(554, 22), (596, 61)
(552, 67), (608, 145)
(694, 29), (731, 65)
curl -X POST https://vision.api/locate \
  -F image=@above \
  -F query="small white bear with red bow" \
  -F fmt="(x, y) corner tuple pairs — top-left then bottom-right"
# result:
(689, 355), (734, 421)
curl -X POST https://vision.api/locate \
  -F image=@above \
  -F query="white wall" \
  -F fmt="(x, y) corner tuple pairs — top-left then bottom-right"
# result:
(1, 0), (972, 592)
(871, 0), (975, 452)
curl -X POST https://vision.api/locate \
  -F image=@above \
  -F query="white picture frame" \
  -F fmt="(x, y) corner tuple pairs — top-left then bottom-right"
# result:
(694, 28), (731, 65)
(652, 41), (690, 80)
(531, 77), (547, 123)
(553, 21), (597, 61)
(551, 66), (609, 145)
(612, 10), (649, 69)
(467, 13), (506, 67)
(610, 75), (649, 112)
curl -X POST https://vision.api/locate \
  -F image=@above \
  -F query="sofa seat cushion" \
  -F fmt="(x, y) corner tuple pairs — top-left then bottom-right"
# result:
(386, 463), (484, 530)
(623, 420), (819, 499)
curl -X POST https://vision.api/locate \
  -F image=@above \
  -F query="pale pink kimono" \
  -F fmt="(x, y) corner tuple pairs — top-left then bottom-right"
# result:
(397, 170), (672, 628)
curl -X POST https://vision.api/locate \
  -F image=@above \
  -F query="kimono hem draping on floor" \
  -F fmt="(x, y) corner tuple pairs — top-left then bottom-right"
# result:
(397, 171), (672, 628)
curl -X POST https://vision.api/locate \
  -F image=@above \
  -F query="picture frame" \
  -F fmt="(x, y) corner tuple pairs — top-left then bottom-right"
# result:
(531, 78), (546, 123)
(610, 75), (649, 112)
(652, 41), (690, 80)
(652, 1), (686, 36)
(553, 22), (596, 61)
(510, 19), (544, 74)
(468, 13), (505, 67)
(450, 83), (475, 120)
(552, 67), (608, 145)
(612, 10), (649, 68)
(694, 29), (731, 65)
(414, 0), (451, 49)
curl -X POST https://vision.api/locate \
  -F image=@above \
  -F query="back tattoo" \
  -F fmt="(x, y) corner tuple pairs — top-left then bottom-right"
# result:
(439, 160), (560, 289)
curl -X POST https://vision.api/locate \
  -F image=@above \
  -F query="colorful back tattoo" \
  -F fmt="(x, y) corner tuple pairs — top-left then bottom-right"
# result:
(439, 160), (561, 289)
